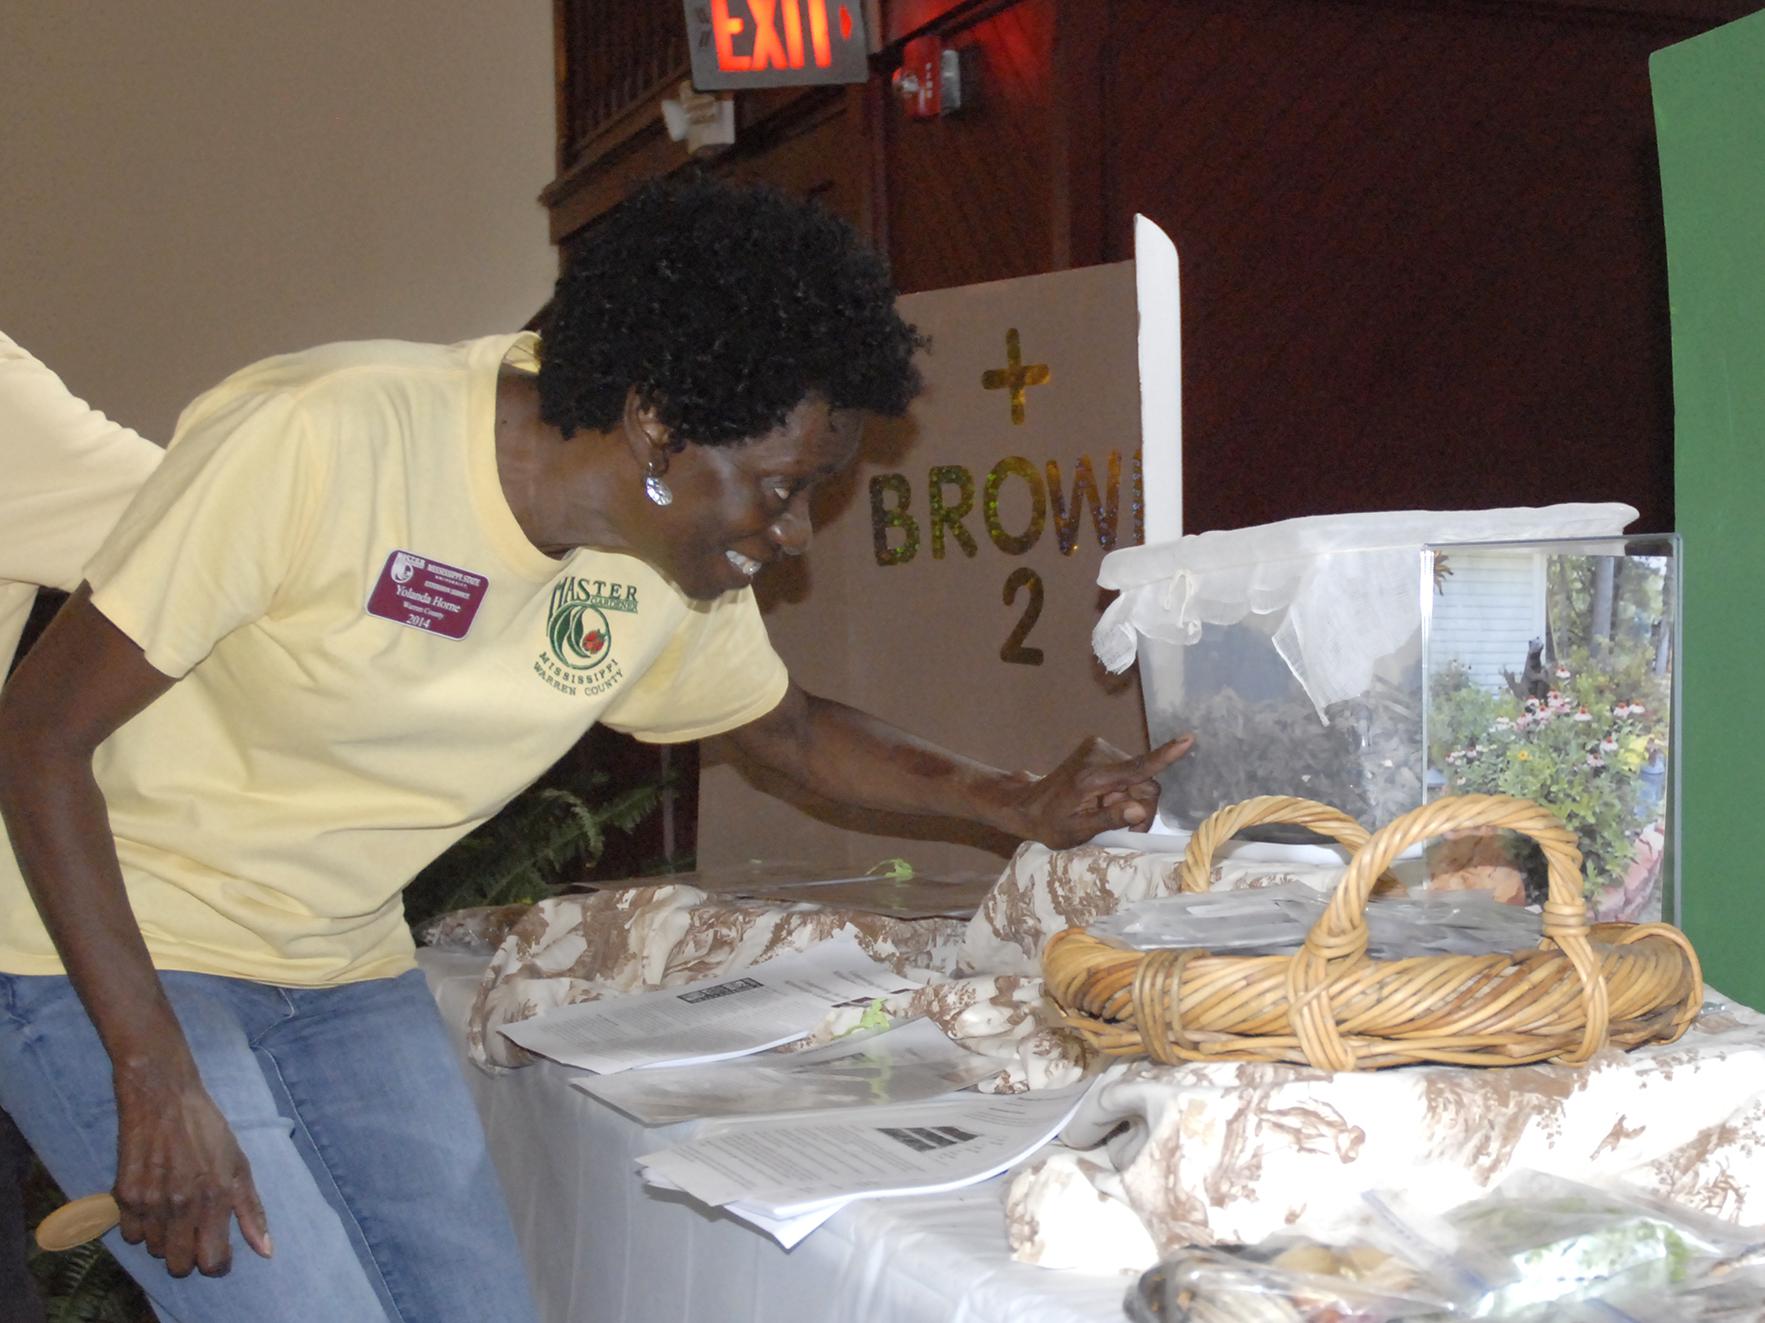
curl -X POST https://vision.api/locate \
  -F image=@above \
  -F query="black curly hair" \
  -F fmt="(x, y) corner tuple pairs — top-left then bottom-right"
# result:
(538, 172), (924, 446)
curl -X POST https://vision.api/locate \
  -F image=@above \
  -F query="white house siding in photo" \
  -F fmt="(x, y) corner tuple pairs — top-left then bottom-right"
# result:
(1429, 550), (1548, 692)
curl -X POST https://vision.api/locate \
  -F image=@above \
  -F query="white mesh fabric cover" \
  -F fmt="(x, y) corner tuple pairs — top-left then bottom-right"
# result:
(1093, 504), (1637, 715)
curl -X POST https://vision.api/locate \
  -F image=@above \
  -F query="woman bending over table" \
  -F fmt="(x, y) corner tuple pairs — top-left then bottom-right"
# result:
(0, 174), (1188, 1323)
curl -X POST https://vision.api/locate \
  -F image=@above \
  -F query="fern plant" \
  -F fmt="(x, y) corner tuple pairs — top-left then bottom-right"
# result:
(402, 766), (671, 930)
(29, 1240), (149, 1323)
(23, 1158), (151, 1323)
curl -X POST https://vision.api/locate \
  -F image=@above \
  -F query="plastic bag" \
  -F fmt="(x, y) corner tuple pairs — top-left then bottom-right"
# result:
(413, 903), (532, 955)
(1575, 1261), (1765, 1321)
(1092, 505), (1637, 708)
(1385, 1172), (1765, 1319)
(1127, 1175), (1764, 1322)
(1090, 885), (1542, 959)
(1090, 881), (1326, 955)
(1124, 1236), (1458, 1323)
(1360, 889), (1542, 959)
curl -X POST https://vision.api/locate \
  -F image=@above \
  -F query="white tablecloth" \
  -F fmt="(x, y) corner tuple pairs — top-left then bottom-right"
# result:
(419, 950), (1129, 1323)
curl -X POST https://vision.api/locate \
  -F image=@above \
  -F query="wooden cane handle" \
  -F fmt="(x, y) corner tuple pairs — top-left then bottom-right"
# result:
(35, 1192), (121, 1251)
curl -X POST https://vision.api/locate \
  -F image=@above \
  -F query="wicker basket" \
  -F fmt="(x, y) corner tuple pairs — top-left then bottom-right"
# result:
(1043, 794), (1703, 1071)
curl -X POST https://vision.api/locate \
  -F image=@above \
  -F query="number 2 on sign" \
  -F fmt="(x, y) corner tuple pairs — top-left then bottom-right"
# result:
(1000, 567), (1045, 666)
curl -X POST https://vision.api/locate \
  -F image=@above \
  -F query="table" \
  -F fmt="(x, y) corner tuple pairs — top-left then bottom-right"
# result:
(420, 950), (1130, 1323)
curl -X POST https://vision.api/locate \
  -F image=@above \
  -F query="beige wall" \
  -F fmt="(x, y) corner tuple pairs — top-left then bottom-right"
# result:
(0, 2), (556, 442)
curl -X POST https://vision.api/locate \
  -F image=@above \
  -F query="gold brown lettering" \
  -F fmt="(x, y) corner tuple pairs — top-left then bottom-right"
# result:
(928, 465), (978, 560)
(869, 473), (918, 566)
(983, 457), (1046, 556)
(1046, 453), (1121, 556)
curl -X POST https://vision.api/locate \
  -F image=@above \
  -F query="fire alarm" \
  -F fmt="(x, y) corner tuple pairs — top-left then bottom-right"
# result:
(892, 35), (969, 119)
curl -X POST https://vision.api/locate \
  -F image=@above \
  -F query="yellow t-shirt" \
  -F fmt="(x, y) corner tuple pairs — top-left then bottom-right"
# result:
(0, 331), (162, 671)
(0, 333), (788, 985)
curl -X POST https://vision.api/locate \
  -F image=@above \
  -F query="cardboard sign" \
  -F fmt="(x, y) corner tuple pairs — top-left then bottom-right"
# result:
(699, 259), (1158, 874)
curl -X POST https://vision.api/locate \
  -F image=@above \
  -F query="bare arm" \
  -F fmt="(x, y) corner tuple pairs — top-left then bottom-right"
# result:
(727, 680), (1192, 849)
(0, 586), (268, 1277)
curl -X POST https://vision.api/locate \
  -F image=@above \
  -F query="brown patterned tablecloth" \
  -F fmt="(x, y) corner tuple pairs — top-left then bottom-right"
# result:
(1006, 999), (1765, 1271)
(451, 840), (1765, 1277)
(461, 840), (1312, 1075)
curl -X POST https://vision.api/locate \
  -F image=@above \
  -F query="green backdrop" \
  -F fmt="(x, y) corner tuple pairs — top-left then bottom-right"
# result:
(1652, 9), (1765, 1007)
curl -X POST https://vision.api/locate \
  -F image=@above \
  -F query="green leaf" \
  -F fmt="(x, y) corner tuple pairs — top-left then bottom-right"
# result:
(401, 757), (673, 929)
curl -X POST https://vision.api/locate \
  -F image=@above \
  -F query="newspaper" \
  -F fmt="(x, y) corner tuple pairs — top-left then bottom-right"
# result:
(638, 1085), (1088, 1247)
(498, 934), (924, 1073)
(572, 1017), (998, 1125)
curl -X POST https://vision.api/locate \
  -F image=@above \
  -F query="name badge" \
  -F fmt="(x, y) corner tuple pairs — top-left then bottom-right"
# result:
(365, 549), (488, 640)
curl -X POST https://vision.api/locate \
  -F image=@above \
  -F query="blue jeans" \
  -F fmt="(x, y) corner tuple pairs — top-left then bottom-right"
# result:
(0, 968), (539, 1323)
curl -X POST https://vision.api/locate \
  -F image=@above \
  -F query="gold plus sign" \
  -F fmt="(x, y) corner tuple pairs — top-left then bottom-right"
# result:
(981, 328), (1050, 425)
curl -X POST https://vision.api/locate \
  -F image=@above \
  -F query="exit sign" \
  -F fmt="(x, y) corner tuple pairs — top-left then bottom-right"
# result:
(684, 1), (871, 90)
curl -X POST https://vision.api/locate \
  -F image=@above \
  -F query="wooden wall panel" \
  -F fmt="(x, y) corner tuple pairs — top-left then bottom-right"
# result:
(1093, 0), (1733, 535)
(718, 89), (870, 229)
(554, 0), (687, 177)
(880, 0), (1059, 291)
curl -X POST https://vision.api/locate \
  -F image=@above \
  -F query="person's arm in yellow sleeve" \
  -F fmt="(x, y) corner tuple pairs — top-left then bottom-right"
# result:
(0, 587), (271, 1279)
(727, 677), (1193, 849)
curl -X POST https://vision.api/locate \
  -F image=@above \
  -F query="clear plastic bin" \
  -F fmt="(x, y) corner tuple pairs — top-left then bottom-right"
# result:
(1138, 618), (1423, 841)
(1093, 506), (1639, 846)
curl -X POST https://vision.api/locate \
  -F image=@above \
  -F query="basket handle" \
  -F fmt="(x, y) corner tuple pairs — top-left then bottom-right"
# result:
(1175, 795), (1394, 894)
(1287, 793), (1607, 1070)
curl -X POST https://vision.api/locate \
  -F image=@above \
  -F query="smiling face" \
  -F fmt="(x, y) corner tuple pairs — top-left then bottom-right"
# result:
(632, 395), (863, 600)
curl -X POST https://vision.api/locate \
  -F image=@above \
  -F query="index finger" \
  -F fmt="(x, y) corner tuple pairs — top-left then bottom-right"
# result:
(1089, 733), (1194, 788)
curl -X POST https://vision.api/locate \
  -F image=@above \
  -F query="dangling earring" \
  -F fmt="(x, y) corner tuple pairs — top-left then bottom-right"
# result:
(643, 458), (673, 507)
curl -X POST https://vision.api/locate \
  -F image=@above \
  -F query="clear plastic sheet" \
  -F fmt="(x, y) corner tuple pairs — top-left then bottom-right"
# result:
(1093, 506), (1638, 706)
(1090, 884), (1544, 959)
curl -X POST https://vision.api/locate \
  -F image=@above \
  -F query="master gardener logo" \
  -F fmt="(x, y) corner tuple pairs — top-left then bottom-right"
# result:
(534, 576), (639, 697)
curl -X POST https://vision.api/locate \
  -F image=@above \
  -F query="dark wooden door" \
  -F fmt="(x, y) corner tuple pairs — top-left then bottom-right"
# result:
(869, 0), (1751, 534)
(876, 0), (1063, 292)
